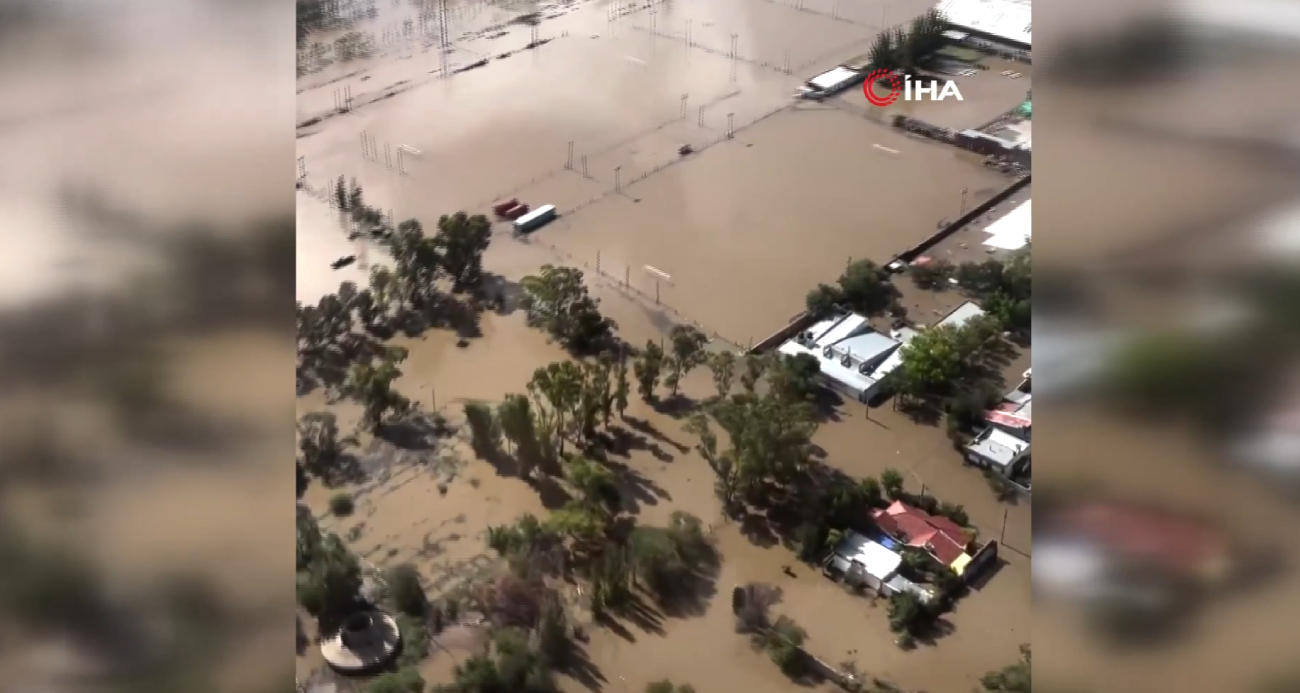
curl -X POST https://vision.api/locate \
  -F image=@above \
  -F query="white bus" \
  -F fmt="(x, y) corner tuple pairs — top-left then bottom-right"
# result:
(514, 204), (557, 233)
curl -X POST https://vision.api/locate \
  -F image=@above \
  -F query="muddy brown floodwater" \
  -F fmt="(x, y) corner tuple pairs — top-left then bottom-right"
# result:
(297, 0), (1030, 690)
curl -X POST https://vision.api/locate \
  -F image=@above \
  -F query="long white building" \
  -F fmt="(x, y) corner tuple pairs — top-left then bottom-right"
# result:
(935, 0), (1032, 49)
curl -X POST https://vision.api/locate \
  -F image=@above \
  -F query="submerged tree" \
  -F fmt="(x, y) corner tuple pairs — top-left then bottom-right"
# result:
(339, 347), (411, 432)
(464, 402), (502, 458)
(433, 211), (492, 291)
(497, 394), (543, 479)
(664, 324), (710, 396)
(519, 265), (617, 353)
(633, 341), (666, 402)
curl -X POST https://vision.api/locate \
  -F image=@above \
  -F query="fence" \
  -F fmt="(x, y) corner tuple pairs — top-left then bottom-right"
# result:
(467, 88), (743, 213)
(890, 174), (1031, 265)
(506, 233), (749, 352)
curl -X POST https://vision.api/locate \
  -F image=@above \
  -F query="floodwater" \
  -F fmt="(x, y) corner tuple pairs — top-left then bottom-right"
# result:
(296, 0), (1031, 690)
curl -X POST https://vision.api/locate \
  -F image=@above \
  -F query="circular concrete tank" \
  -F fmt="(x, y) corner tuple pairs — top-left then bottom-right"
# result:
(319, 610), (401, 673)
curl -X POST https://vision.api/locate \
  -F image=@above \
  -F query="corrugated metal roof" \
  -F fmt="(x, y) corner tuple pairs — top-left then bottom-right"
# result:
(935, 0), (1032, 47)
(808, 66), (862, 91)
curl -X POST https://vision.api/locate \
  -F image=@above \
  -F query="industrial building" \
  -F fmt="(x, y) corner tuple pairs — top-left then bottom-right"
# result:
(934, 0), (1032, 50)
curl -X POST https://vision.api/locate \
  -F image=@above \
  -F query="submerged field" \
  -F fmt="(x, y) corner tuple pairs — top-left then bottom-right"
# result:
(296, 0), (1030, 690)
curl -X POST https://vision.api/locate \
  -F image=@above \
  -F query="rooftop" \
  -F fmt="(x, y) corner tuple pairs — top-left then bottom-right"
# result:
(871, 500), (971, 566)
(935, 0), (1032, 47)
(835, 530), (904, 580)
(935, 299), (988, 329)
(807, 66), (862, 91)
(965, 426), (1030, 468)
(986, 118), (1032, 150)
(981, 198), (1031, 251)
(778, 312), (904, 397)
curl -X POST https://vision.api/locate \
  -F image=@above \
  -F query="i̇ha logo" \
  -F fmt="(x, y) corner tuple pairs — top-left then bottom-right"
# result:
(863, 69), (964, 107)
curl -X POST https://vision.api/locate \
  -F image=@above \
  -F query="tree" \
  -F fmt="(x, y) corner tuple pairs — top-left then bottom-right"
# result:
(768, 353), (821, 402)
(887, 591), (929, 638)
(739, 352), (772, 392)
(911, 259), (954, 290)
(633, 340), (665, 402)
(868, 29), (896, 69)
(535, 596), (569, 667)
(685, 414), (741, 512)
(334, 175), (349, 210)
(340, 349), (411, 432)
(563, 455), (618, 512)
(627, 512), (712, 599)
(665, 324), (709, 396)
(760, 615), (808, 676)
(498, 394), (542, 479)
(891, 323), (965, 400)
(387, 563), (428, 617)
(613, 356), (631, 419)
(464, 402), (502, 458)
(433, 211), (492, 291)
(529, 361), (584, 457)
(805, 284), (843, 319)
(519, 265), (616, 353)
(386, 219), (443, 309)
(880, 468), (905, 499)
(709, 350), (737, 399)
(577, 361), (610, 441)
(297, 532), (363, 634)
(837, 259), (900, 317)
(979, 645), (1030, 693)
(298, 412), (356, 483)
(705, 387), (817, 504)
(368, 668), (425, 693)
(348, 177), (364, 210)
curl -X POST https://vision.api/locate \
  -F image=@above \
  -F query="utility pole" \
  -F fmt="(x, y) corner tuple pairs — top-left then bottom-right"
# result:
(566, 141), (575, 170)
(729, 34), (739, 82)
(783, 49), (790, 74)
(580, 155), (588, 178)
(385, 143), (393, 170)
(614, 166), (622, 192)
(297, 156), (306, 180)
(697, 105), (704, 127)
(727, 113), (734, 138)
(680, 94), (688, 119)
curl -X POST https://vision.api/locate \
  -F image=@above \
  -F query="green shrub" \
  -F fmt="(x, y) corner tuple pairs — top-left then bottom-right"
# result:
(329, 492), (355, 516)
(367, 667), (425, 693)
(387, 563), (427, 617)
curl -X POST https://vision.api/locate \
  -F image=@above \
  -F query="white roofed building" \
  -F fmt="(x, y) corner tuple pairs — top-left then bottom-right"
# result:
(777, 312), (904, 402)
(935, 0), (1032, 49)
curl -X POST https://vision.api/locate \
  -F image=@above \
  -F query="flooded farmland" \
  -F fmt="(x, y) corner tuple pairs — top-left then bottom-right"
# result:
(296, 0), (1031, 690)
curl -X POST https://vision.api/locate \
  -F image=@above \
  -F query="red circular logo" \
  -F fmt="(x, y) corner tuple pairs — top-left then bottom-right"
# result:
(863, 69), (901, 107)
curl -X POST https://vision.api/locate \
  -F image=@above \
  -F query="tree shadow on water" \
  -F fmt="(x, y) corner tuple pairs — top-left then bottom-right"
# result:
(611, 592), (666, 636)
(620, 416), (689, 453)
(601, 458), (670, 515)
(529, 475), (573, 510)
(558, 631), (608, 692)
(601, 426), (675, 463)
(376, 413), (450, 450)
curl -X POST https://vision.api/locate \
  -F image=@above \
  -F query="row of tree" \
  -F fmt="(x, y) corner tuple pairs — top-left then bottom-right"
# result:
(867, 8), (949, 73)
(912, 246), (1032, 333)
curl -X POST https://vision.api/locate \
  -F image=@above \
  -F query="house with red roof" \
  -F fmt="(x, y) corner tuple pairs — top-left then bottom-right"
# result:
(870, 500), (977, 575)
